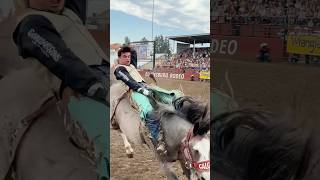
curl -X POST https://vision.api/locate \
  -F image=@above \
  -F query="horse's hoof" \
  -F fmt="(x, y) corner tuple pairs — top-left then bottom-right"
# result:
(127, 153), (133, 158)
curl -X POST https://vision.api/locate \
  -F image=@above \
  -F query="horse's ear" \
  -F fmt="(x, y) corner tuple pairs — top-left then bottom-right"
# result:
(202, 104), (208, 120)
(193, 119), (210, 136)
(193, 121), (200, 136)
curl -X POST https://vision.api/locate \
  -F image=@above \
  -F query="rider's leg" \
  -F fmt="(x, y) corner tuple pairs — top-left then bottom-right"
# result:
(131, 92), (166, 154)
(145, 111), (166, 154)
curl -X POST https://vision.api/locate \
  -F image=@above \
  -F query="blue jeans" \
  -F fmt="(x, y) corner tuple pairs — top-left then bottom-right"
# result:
(131, 92), (160, 140)
(145, 117), (160, 140)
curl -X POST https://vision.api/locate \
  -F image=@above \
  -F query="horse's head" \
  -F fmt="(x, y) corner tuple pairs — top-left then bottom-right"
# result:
(182, 120), (210, 180)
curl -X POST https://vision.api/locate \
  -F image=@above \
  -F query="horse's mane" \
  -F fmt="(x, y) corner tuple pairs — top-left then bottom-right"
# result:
(154, 96), (210, 136)
(212, 108), (311, 180)
(173, 96), (209, 124)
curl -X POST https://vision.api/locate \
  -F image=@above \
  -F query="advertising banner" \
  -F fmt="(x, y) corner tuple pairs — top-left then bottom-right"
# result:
(199, 71), (210, 80)
(287, 34), (320, 56)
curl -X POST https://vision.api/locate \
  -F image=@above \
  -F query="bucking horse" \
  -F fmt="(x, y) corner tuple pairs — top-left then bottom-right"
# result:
(110, 73), (210, 180)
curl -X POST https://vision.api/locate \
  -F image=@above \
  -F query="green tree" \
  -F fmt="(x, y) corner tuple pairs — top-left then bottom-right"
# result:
(124, 36), (130, 45)
(141, 37), (148, 42)
(154, 35), (171, 56)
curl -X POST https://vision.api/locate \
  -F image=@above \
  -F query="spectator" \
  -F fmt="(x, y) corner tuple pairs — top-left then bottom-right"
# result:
(257, 43), (271, 62)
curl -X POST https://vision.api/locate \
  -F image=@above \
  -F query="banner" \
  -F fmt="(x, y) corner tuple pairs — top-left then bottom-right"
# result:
(199, 71), (210, 80)
(130, 42), (153, 60)
(287, 34), (320, 56)
(139, 69), (200, 81)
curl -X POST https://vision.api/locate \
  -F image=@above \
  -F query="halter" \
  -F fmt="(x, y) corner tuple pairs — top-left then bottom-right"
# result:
(181, 127), (210, 171)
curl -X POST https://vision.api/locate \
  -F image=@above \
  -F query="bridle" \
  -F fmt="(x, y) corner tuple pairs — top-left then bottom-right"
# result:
(181, 127), (210, 172)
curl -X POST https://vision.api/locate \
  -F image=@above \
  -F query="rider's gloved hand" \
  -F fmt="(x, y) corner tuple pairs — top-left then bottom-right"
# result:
(138, 88), (150, 96)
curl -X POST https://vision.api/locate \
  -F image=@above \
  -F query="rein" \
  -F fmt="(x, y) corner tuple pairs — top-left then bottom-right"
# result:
(181, 127), (210, 171)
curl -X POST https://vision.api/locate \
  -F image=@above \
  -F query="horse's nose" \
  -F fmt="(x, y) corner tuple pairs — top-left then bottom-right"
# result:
(200, 177), (205, 180)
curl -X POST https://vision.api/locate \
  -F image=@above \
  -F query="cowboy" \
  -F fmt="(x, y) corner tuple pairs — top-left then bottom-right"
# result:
(10, 0), (108, 178)
(258, 43), (270, 62)
(13, 0), (108, 102)
(113, 46), (166, 154)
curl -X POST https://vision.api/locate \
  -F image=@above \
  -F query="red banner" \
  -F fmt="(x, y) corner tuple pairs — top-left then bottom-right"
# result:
(139, 69), (200, 81)
(212, 35), (284, 62)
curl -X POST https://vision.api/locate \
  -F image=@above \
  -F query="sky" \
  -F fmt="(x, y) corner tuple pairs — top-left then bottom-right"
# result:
(110, 0), (210, 44)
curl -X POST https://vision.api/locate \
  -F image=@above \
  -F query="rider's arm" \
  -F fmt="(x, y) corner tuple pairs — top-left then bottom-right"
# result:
(12, 15), (104, 97)
(65, 0), (87, 24)
(114, 66), (144, 91)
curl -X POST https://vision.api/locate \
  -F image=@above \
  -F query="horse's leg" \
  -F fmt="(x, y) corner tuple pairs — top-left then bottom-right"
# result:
(14, 106), (96, 180)
(119, 132), (134, 158)
(161, 162), (178, 180)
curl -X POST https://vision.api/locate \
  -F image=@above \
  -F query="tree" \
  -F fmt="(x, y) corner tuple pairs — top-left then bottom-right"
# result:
(154, 35), (171, 56)
(124, 36), (130, 45)
(141, 37), (148, 42)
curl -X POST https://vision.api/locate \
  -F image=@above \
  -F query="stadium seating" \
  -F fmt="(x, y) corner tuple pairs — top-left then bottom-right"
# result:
(211, 0), (320, 26)
(158, 48), (210, 71)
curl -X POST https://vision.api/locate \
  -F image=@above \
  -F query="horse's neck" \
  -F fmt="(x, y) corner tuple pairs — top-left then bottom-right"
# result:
(162, 116), (193, 144)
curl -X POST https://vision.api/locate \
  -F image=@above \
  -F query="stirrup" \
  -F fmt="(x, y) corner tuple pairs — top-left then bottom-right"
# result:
(156, 142), (167, 155)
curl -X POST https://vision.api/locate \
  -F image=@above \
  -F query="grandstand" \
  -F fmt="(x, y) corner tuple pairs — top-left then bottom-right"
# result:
(158, 48), (210, 71)
(211, 0), (320, 62)
(161, 34), (211, 71)
(139, 34), (211, 81)
(211, 0), (320, 26)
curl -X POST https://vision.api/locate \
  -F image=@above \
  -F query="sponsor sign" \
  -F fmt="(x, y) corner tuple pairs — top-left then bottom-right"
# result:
(145, 71), (185, 80)
(193, 161), (210, 171)
(199, 71), (210, 80)
(287, 34), (320, 56)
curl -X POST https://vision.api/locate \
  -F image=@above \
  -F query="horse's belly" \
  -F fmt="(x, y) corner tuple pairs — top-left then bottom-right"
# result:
(115, 101), (143, 145)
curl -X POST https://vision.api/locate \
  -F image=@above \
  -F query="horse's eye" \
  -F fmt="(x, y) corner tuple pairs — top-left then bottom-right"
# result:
(194, 149), (200, 155)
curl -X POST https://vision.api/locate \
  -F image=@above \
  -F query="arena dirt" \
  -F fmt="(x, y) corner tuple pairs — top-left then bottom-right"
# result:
(213, 58), (320, 126)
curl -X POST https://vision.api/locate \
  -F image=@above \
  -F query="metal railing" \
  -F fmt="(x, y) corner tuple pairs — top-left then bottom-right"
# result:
(211, 23), (285, 38)
(211, 16), (320, 27)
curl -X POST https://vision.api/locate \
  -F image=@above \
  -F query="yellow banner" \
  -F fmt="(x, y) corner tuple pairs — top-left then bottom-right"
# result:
(287, 34), (320, 56)
(199, 71), (210, 80)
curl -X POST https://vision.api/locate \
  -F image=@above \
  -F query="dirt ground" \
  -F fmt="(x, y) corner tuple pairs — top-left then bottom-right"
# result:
(110, 79), (210, 180)
(213, 58), (320, 125)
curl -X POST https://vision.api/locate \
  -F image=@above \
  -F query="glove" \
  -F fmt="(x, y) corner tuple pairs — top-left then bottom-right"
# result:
(138, 88), (150, 96)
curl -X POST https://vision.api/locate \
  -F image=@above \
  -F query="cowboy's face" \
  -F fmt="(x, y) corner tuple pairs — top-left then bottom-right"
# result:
(28, 0), (65, 14)
(118, 52), (131, 66)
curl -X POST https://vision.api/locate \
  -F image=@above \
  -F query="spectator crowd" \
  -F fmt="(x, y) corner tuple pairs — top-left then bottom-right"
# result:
(211, 0), (320, 26)
(158, 48), (210, 71)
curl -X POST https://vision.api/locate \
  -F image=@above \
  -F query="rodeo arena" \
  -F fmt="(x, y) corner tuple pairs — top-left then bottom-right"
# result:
(110, 34), (210, 179)
(212, 0), (320, 179)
